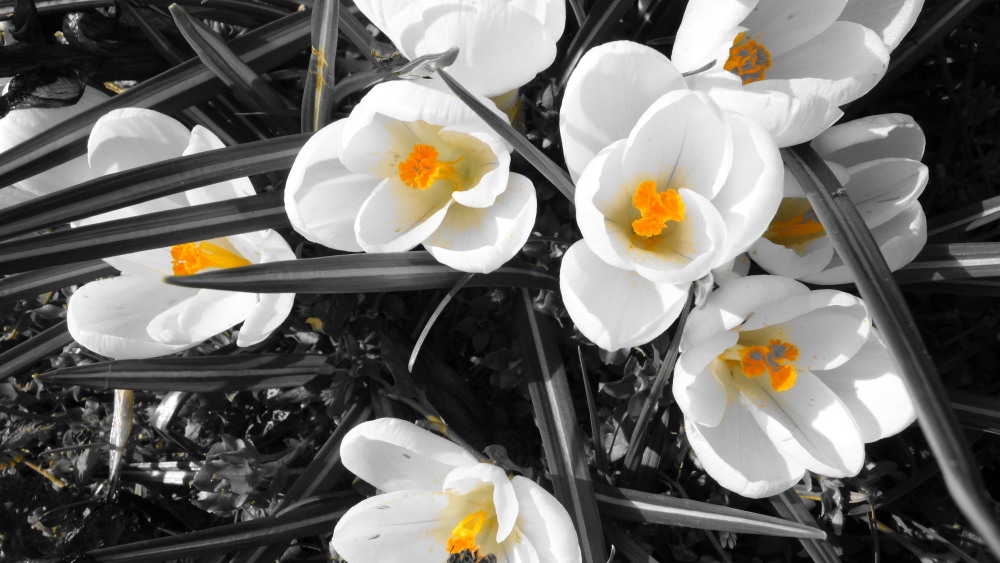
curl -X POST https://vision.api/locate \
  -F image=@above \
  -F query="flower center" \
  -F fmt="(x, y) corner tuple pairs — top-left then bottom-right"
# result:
(398, 143), (464, 190)
(724, 32), (771, 84)
(447, 550), (498, 563)
(722, 339), (800, 391)
(763, 197), (826, 250)
(170, 241), (251, 276)
(631, 181), (685, 238)
(446, 510), (488, 555)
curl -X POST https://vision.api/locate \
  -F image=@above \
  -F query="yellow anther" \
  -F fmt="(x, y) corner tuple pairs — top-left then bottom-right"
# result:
(724, 339), (800, 391)
(763, 198), (826, 249)
(724, 32), (771, 85)
(446, 510), (488, 555)
(170, 241), (251, 276)
(398, 144), (464, 190)
(631, 181), (685, 238)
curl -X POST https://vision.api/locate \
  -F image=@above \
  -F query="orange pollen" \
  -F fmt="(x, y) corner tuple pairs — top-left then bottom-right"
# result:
(398, 144), (464, 190)
(724, 32), (771, 85)
(631, 181), (685, 238)
(763, 197), (826, 249)
(738, 339), (800, 392)
(446, 510), (488, 555)
(170, 241), (251, 276)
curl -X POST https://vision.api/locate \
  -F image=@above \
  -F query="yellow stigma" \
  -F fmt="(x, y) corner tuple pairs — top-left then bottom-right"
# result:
(723, 339), (800, 391)
(724, 32), (771, 84)
(763, 198), (826, 250)
(631, 181), (685, 238)
(446, 510), (488, 555)
(398, 144), (464, 190)
(170, 241), (251, 276)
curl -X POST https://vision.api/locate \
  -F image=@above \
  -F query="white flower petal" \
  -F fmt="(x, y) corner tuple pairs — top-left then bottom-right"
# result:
(67, 275), (195, 359)
(741, 0), (848, 57)
(560, 241), (687, 351)
(340, 418), (479, 493)
(182, 125), (256, 206)
(814, 328), (916, 442)
(103, 247), (174, 280)
(845, 157), (928, 229)
(672, 0), (755, 72)
(509, 0), (566, 41)
(838, 0), (922, 51)
(352, 0), (411, 36)
(811, 113), (925, 166)
(560, 41), (686, 180)
(443, 463), (519, 543)
(510, 476), (582, 563)
(234, 230), (296, 347)
(423, 172), (536, 273)
(748, 235), (836, 280)
(447, 129), (510, 209)
(88, 107), (191, 175)
(146, 289), (258, 346)
(674, 330), (738, 427)
(331, 489), (452, 563)
(574, 140), (633, 270)
(355, 177), (454, 253)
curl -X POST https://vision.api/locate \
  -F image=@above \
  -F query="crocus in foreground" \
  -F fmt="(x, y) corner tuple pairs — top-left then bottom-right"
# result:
(66, 108), (295, 359)
(332, 418), (581, 563)
(675, 275), (916, 498)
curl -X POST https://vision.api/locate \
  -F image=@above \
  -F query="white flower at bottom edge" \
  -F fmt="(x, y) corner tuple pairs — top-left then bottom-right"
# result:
(66, 108), (296, 360)
(332, 418), (581, 563)
(674, 275), (916, 498)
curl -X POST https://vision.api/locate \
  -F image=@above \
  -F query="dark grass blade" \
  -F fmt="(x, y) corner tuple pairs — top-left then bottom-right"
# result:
(409, 272), (474, 371)
(603, 520), (656, 563)
(0, 10), (311, 188)
(0, 261), (116, 306)
(435, 67), (576, 202)
(515, 288), (606, 563)
(0, 192), (289, 276)
(949, 390), (1000, 435)
(768, 490), (839, 563)
(40, 354), (333, 392)
(301, 0), (340, 132)
(577, 347), (611, 483)
(902, 279), (1000, 297)
(86, 493), (358, 562)
(164, 252), (557, 293)
(894, 243), (1000, 283)
(596, 483), (826, 539)
(784, 145), (1000, 557)
(928, 193), (1000, 239)
(556, 0), (635, 92)
(0, 321), (73, 379)
(170, 4), (298, 135)
(0, 134), (308, 242)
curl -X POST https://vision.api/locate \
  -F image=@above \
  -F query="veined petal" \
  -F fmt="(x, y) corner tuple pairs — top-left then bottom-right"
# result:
(685, 399), (806, 499)
(740, 0), (848, 57)
(424, 172), (536, 274)
(182, 125), (256, 206)
(674, 330), (738, 427)
(285, 119), (376, 252)
(67, 276), (195, 359)
(235, 230), (296, 347)
(811, 113), (925, 166)
(443, 464), (519, 543)
(560, 41), (686, 180)
(331, 489), (452, 563)
(748, 235), (836, 280)
(672, 0), (755, 72)
(838, 0), (923, 51)
(845, 158), (928, 229)
(813, 328), (916, 442)
(355, 177), (455, 253)
(733, 367), (865, 477)
(146, 289), (258, 346)
(510, 476), (582, 563)
(560, 241), (687, 351)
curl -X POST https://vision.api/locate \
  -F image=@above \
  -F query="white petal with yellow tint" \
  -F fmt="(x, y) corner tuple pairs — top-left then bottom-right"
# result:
(733, 367), (865, 477)
(574, 140), (634, 271)
(182, 125), (256, 206)
(740, 0), (847, 57)
(355, 177), (455, 253)
(845, 157), (928, 229)
(560, 41), (687, 180)
(332, 489), (452, 563)
(838, 0), (922, 51)
(146, 288), (258, 346)
(390, 0), (556, 97)
(814, 328), (916, 442)
(510, 476), (581, 563)
(340, 418), (479, 493)
(67, 275), (195, 359)
(621, 90), (733, 201)
(682, 275), (809, 350)
(285, 119), (375, 252)
(235, 230), (296, 347)
(672, 0), (755, 72)
(424, 172), (536, 274)
(749, 235), (836, 280)
(812, 113), (925, 166)
(710, 112), (783, 264)
(443, 128), (509, 209)
(443, 463), (519, 542)
(674, 330), (738, 427)
(767, 21), (890, 106)
(738, 289), (870, 370)
(560, 241), (687, 351)
(685, 399), (806, 499)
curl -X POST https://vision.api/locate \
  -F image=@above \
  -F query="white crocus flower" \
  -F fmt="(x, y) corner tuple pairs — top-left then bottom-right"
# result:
(66, 108), (295, 360)
(285, 80), (536, 274)
(749, 113), (928, 284)
(559, 43), (782, 351)
(672, 0), (922, 146)
(332, 418), (582, 563)
(353, 0), (565, 97)
(676, 275), (916, 498)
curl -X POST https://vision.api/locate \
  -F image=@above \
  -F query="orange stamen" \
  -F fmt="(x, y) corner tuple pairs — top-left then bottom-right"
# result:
(738, 339), (800, 391)
(398, 144), (464, 190)
(724, 32), (771, 85)
(446, 510), (487, 555)
(631, 181), (685, 238)
(170, 241), (251, 276)
(763, 197), (826, 250)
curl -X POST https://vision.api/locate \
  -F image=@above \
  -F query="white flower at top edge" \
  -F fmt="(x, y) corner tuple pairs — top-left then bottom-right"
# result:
(284, 80), (537, 274)
(331, 418), (582, 563)
(676, 275), (916, 498)
(672, 0), (923, 146)
(352, 0), (565, 97)
(66, 108), (295, 360)
(749, 113), (928, 284)
(559, 43), (783, 351)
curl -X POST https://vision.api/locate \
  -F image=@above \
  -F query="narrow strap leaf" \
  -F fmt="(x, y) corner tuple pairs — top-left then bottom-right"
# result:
(767, 490), (840, 562)
(0, 260), (116, 306)
(0, 321), (72, 380)
(301, 0), (341, 132)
